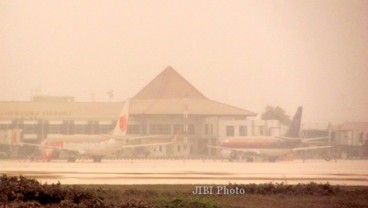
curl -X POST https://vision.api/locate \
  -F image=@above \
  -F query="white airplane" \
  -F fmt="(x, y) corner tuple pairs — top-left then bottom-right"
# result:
(209, 107), (332, 162)
(12, 99), (177, 162)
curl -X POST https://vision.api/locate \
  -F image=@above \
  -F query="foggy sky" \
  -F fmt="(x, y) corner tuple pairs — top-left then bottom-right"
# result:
(1, 0), (367, 125)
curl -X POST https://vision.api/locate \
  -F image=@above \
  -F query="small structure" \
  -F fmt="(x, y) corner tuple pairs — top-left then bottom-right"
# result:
(333, 122), (368, 146)
(332, 122), (368, 158)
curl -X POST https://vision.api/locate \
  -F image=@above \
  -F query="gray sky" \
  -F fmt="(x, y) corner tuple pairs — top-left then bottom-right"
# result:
(1, 0), (367, 124)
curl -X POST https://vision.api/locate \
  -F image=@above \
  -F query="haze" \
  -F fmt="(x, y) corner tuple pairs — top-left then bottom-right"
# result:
(0, 0), (367, 124)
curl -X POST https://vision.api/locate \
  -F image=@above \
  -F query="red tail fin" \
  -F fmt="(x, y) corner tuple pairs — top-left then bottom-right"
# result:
(10, 129), (21, 145)
(113, 99), (130, 137)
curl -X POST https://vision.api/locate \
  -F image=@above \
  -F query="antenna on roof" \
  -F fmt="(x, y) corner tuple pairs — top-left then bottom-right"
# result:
(107, 90), (114, 102)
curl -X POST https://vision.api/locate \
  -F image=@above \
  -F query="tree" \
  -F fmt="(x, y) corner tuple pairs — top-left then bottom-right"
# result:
(261, 105), (291, 125)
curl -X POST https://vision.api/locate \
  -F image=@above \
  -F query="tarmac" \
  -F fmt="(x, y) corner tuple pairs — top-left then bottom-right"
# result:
(1, 159), (367, 185)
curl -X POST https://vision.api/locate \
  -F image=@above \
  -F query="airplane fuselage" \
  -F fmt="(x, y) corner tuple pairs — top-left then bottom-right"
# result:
(219, 136), (302, 159)
(43, 134), (127, 157)
(221, 137), (301, 149)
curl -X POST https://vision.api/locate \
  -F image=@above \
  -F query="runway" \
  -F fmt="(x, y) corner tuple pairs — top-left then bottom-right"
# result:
(1, 159), (368, 185)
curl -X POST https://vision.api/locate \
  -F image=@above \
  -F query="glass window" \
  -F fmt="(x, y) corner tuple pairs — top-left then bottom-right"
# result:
(239, 126), (247, 136)
(204, 124), (209, 135)
(23, 125), (37, 134)
(159, 124), (171, 135)
(173, 124), (184, 134)
(149, 124), (156, 134)
(149, 124), (171, 135)
(97, 125), (112, 134)
(74, 125), (87, 134)
(259, 127), (264, 135)
(141, 124), (147, 135)
(48, 125), (62, 134)
(226, 126), (235, 137)
(0, 124), (10, 130)
(188, 124), (195, 135)
(127, 124), (141, 135)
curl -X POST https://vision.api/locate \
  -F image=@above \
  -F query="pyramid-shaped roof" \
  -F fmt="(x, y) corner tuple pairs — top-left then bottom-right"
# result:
(134, 66), (206, 99)
(132, 66), (256, 117)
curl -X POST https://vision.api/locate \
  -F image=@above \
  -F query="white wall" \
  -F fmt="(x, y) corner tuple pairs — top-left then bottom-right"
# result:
(216, 119), (285, 142)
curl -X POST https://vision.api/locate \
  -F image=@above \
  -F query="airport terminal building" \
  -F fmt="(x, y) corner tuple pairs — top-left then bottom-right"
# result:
(0, 67), (285, 158)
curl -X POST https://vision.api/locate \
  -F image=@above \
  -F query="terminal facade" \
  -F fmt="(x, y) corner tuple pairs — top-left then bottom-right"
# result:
(0, 67), (286, 158)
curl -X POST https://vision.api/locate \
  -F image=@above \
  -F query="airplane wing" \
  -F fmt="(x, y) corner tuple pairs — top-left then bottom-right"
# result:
(12, 142), (43, 148)
(301, 137), (330, 142)
(301, 141), (329, 144)
(207, 145), (261, 154)
(275, 136), (300, 141)
(276, 136), (330, 142)
(121, 134), (178, 149)
(98, 134), (167, 140)
(17, 141), (80, 153)
(292, 145), (331, 152)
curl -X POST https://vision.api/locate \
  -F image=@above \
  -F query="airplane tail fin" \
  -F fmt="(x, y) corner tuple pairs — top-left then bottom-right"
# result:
(112, 99), (130, 137)
(285, 106), (303, 138)
(10, 129), (22, 145)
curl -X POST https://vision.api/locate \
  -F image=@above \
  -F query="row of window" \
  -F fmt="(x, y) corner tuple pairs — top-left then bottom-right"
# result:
(152, 144), (193, 153)
(0, 123), (113, 135)
(226, 126), (248, 137)
(19, 124), (113, 135)
(128, 124), (195, 135)
(204, 124), (214, 135)
(152, 144), (192, 153)
(1, 123), (196, 135)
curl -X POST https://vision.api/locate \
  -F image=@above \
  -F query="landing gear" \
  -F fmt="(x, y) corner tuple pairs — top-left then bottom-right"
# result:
(92, 156), (103, 163)
(229, 151), (238, 161)
(67, 157), (76, 163)
(323, 155), (331, 161)
(229, 151), (255, 162)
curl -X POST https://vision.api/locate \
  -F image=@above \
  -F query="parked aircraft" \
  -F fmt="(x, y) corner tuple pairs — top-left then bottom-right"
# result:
(208, 107), (331, 162)
(12, 99), (176, 162)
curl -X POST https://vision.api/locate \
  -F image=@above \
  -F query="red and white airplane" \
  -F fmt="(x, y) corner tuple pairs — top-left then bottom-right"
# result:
(209, 107), (331, 162)
(12, 99), (176, 162)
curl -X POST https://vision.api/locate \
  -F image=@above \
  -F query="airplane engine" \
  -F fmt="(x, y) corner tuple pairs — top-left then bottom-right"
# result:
(43, 149), (54, 162)
(220, 150), (244, 161)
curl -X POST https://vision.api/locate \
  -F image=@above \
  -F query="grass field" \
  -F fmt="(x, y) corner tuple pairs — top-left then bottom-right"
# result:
(1, 175), (368, 207)
(81, 184), (368, 208)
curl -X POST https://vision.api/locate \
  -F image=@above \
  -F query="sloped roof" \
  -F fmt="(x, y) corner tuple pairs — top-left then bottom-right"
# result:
(134, 66), (206, 99)
(132, 66), (256, 116)
(131, 99), (256, 116)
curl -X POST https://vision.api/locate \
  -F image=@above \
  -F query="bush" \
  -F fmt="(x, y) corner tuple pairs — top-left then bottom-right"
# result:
(227, 182), (341, 196)
(154, 196), (217, 208)
(0, 175), (152, 208)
